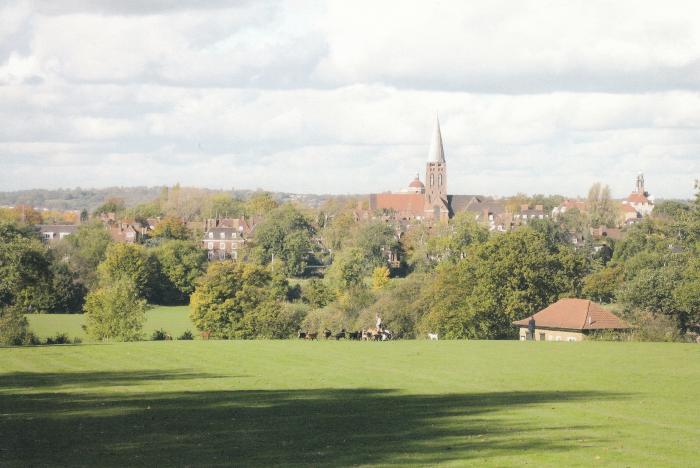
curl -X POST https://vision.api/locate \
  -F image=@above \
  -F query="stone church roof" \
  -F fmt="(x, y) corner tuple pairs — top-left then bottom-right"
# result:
(428, 116), (445, 163)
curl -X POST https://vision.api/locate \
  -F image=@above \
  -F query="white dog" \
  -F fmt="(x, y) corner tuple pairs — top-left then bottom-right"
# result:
(428, 333), (439, 341)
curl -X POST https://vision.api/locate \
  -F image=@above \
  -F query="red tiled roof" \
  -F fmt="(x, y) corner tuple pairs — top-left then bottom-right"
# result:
(370, 193), (425, 216)
(621, 204), (637, 213)
(513, 298), (630, 330)
(626, 192), (650, 204)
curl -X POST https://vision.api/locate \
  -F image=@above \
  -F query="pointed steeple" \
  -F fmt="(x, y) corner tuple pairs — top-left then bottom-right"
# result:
(428, 115), (445, 163)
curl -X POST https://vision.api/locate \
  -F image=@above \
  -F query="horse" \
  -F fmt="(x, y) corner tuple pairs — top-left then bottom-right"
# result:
(305, 332), (318, 340)
(334, 329), (346, 340)
(323, 328), (332, 339)
(348, 331), (361, 340)
(297, 331), (307, 339)
(428, 333), (439, 341)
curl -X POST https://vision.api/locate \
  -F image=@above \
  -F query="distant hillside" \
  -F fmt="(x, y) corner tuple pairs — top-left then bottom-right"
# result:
(0, 187), (353, 211)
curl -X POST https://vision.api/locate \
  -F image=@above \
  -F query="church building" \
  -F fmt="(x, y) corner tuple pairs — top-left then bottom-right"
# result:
(369, 117), (452, 222)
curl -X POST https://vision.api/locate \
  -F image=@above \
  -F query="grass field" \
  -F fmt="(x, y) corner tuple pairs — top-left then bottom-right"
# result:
(25, 306), (195, 341)
(1, 341), (698, 466)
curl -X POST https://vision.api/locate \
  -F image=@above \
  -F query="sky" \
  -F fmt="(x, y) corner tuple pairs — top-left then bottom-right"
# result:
(1, 0), (699, 199)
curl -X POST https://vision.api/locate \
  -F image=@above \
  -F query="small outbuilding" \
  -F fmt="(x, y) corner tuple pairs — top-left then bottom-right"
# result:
(513, 298), (630, 342)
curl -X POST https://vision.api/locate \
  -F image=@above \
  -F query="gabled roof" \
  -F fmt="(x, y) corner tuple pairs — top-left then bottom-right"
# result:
(513, 298), (630, 331)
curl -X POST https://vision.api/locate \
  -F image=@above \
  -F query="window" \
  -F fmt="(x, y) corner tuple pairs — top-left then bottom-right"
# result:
(232, 251), (238, 260)
(430, 173), (434, 187)
(208, 232), (213, 239)
(438, 174), (442, 186)
(220, 232), (225, 239)
(208, 242), (214, 250)
(207, 251), (215, 260)
(567, 337), (577, 342)
(218, 251), (226, 260)
(219, 242), (225, 250)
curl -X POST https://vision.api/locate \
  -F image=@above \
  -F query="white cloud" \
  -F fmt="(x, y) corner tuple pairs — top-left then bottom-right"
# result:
(0, 0), (699, 199)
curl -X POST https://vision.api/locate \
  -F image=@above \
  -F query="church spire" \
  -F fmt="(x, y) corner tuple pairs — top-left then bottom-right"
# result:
(428, 115), (445, 163)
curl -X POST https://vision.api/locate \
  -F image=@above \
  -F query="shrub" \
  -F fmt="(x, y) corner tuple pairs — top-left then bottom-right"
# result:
(45, 333), (70, 345)
(73, 336), (82, 344)
(628, 311), (684, 342)
(83, 278), (147, 342)
(151, 329), (169, 341)
(178, 330), (194, 340)
(25, 333), (41, 346)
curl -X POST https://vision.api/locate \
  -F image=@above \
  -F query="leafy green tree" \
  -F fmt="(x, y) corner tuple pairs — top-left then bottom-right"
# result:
(190, 261), (286, 338)
(0, 306), (29, 345)
(420, 228), (588, 339)
(152, 240), (207, 304)
(0, 223), (54, 313)
(49, 261), (86, 312)
(251, 204), (315, 277)
(326, 248), (366, 291)
(237, 302), (308, 339)
(97, 243), (157, 299)
(83, 278), (147, 341)
(426, 213), (489, 264)
(93, 197), (125, 216)
(582, 264), (624, 303)
(203, 193), (245, 219)
(245, 191), (279, 217)
(56, 222), (112, 289)
(587, 182), (618, 228)
(359, 274), (427, 338)
(151, 216), (191, 240)
(301, 278), (336, 308)
(321, 211), (356, 251)
(353, 221), (398, 268)
(79, 209), (89, 223)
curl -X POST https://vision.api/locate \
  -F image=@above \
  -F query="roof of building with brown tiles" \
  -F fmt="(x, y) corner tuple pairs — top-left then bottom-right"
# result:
(626, 192), (651, 204)
(513, 298), (630, 330)
(370, 193), (426, 215)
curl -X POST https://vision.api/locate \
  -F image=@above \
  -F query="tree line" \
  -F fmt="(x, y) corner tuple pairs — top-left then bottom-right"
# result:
(2, 186), (699, 344)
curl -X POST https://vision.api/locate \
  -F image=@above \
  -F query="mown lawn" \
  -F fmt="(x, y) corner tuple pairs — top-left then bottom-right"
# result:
(25, 305), (195, 341)
(0, 341), (698, 467)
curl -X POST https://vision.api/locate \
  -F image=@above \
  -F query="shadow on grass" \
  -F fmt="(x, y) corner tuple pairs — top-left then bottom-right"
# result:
(0, 370), (231, 390)
(0, 370), (627, 467)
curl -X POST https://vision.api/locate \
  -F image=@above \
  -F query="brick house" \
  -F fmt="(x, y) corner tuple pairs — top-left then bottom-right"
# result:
(202, 218), (251, 261)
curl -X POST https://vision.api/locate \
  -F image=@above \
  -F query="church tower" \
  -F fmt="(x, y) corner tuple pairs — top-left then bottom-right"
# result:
(424, 116), (449, 221)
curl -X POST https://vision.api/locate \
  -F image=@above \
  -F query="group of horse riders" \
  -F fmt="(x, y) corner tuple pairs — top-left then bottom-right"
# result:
(297, 315), (394, 341)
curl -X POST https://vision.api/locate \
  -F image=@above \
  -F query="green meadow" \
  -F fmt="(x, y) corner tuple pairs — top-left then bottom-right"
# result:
(1, 340), (698, 466)
(25, 306), (194, 341)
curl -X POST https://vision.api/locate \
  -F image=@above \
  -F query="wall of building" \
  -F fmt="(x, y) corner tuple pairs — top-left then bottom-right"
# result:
(518, 327), (585, 342)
